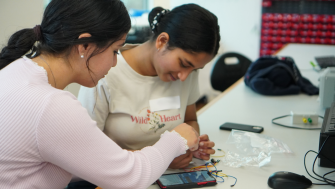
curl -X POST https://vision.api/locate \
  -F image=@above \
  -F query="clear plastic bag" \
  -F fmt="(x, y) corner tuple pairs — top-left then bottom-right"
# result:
(221, 130), (292, 168)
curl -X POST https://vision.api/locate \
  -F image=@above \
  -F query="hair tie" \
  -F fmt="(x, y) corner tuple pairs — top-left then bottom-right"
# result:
(33, 25), (43, 42)
(151, 9), (170, 33)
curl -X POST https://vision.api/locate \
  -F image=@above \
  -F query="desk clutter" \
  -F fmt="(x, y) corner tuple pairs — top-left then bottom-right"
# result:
(96, 158), (237, 189)
(96, 44), (334, 189)
(220, 130), (292, 168)
(217, 104), (335, 189)
(260, 0), (335, 57)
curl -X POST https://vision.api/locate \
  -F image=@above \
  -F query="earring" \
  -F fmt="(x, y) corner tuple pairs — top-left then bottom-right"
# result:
(157, 48), (160, 52)
(81, 55), (84, 58)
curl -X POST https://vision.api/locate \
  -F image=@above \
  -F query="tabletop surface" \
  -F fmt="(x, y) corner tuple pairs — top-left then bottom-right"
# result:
(148, 44), (335, 189)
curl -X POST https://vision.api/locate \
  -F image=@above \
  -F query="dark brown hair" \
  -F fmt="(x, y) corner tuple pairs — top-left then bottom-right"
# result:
(148, 4), (220, 55)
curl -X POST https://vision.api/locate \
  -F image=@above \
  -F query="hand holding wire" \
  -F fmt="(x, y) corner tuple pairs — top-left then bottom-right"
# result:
(192, 134), (215, 160)
(168, 150), (193, 169)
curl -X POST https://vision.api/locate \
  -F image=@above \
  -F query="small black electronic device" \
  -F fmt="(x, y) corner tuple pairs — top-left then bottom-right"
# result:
(268, 171), (312, 189)
(319, 101), (335, 168)
(156, 170), (217, 189)
(315, 56), (335, 69)
(219, 122), (264, 133)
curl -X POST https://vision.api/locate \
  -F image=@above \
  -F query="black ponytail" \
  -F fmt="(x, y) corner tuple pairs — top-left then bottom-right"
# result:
(0, 29), (37, 70)
(148, 4), (220, 56)
(0, 0), (131, 70)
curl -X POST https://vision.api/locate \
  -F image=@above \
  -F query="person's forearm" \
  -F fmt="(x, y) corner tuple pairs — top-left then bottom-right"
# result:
(185, 120), (200, 134)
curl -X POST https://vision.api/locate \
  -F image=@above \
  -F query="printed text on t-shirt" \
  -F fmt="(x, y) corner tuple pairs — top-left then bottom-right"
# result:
(130, 114), (181, 124)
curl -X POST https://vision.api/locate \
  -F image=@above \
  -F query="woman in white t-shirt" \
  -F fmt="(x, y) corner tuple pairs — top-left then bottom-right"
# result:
(0, 1), (200, 189)
(78, 4), (220, 169)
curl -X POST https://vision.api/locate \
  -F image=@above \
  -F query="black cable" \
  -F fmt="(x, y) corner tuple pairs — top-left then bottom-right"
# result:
(303, 135), (335, 186)
(323, 170), (335, 184)
(304, 150), (329, 183)
(311, 136), (335, 185)
(304, 150), (334, 185)
(272, 115), (323, 130)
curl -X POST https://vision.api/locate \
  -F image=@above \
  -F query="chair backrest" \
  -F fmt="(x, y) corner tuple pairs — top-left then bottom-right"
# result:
(211, 52), (252, 92)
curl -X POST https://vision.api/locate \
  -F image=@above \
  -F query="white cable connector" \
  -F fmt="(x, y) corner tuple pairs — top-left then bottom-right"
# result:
(290, 111), (318, 125)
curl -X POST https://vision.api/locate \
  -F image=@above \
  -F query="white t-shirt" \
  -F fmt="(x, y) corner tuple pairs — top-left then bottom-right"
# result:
(78, 44), (200, 150)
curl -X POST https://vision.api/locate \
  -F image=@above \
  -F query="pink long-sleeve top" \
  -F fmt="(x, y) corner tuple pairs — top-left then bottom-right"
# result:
(0, 57), (187, 189)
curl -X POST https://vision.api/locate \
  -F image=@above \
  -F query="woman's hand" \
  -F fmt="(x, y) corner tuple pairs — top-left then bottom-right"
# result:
(192, 134), (215, 160)
(168, 150), (193, 169)
(172, 123), (200, 151)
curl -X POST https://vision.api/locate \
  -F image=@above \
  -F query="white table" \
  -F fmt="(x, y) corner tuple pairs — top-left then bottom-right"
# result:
(149, 44), (335, 189)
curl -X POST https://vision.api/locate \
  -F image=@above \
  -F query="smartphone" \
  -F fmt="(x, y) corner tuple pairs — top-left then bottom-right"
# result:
(156, 170), (217, 189)
(219, 122), (264, 133)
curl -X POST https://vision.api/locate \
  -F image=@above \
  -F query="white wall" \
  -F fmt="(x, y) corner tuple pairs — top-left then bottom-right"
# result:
(0, 0), (44, 46)
(0, 0), (80, 97)
(148, 0), (170, 10)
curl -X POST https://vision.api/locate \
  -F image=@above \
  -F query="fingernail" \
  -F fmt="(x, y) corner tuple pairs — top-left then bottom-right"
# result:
(200, 142), (204, 146)
(199, 149), (203, 151)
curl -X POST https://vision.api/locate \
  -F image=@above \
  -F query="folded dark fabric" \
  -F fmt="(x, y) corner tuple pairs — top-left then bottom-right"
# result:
(244, 56), (319, 95)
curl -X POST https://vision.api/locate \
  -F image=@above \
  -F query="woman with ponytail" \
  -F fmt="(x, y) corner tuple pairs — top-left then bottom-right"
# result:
(78, 3), (221, 171)
(0, 1), (200, 189)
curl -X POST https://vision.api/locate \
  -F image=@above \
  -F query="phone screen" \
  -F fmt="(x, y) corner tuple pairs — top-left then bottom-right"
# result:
(158, 171), (215, 186)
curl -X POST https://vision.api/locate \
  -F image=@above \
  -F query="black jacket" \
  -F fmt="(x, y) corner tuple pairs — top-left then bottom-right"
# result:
(244, 56), (319, 95)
